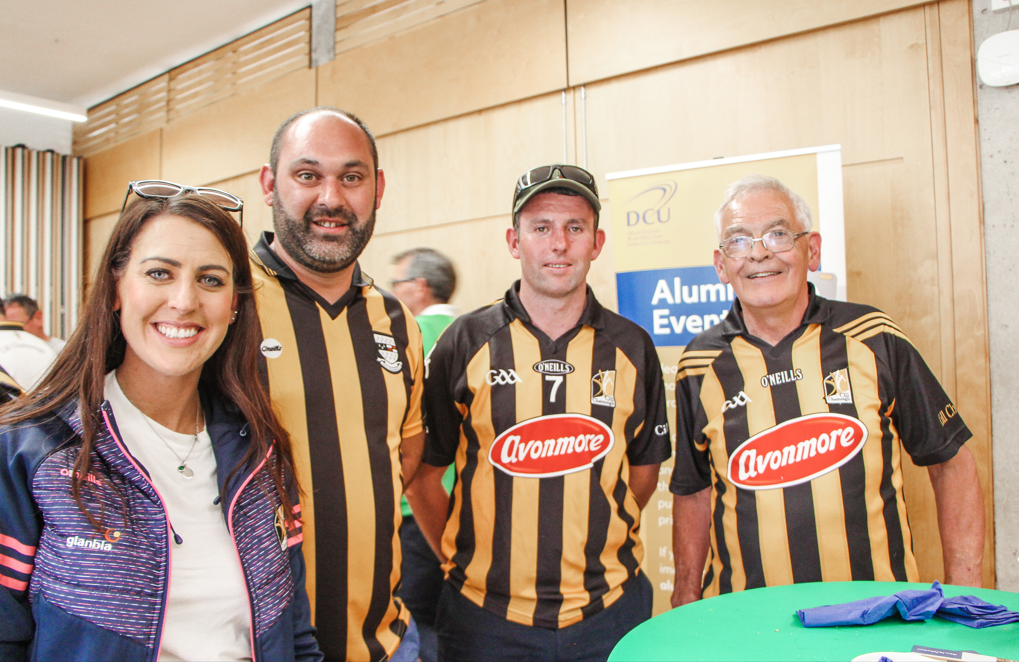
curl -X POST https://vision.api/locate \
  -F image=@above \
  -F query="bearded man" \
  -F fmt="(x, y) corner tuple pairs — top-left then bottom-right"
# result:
(253, 107), (425, 662)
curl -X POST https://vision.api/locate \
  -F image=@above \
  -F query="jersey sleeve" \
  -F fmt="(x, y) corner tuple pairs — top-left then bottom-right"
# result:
(625, 335), (672, 466)
(421, 323), (463, 468)
(0, 427), (44, 659)
(401, 314), (425, 439)
(669, 353), (714, 496)
(872, 331), (972, 466)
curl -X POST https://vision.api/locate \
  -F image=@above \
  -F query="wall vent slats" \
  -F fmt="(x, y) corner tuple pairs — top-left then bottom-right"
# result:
(73, 9), (311, 156)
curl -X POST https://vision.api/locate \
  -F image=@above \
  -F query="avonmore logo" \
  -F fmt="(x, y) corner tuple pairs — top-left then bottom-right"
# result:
(65, 535), (113, 552)
(489, 414), (614, 478)
(726, 413), (868, 491)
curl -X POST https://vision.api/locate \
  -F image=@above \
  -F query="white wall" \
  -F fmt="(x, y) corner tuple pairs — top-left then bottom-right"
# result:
(974, 1), (1019, 591)
(0, 107), (73, 154)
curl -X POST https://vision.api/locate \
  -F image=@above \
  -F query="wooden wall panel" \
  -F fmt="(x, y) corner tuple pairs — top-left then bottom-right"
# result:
(583, 10), (943, 364)
(566, 0), (931, 85)
(935, 0), (993, 585)
(358, 215), (521, 313)
(161, 68), (316, 187)
(205, 171), (273, 250)
(84, 211), (118, 285)
(84, 130), (161, 219)
(317, 0), (567, 137)
(376, 91), (576, 235)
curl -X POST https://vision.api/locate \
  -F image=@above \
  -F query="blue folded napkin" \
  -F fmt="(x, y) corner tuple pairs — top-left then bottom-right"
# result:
(796, 582), (1019, 629)
(938, 593), (1019, 628)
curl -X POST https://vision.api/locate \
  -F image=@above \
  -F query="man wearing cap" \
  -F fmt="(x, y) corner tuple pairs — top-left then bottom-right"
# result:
(670, 175), (984, 606)
(409, 165), (671, 660)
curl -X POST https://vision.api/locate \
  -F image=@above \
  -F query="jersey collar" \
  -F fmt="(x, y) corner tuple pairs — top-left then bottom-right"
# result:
(0, 322), (25, 332)
(721, 283), (831, 338)
(251, 232), (372, 316)
(502, 280), (606, 331)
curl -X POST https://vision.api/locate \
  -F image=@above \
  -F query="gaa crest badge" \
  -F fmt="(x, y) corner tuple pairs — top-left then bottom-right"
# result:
(374, 333), (403, 373)
(591, 370), (616, 408)
(824, 368), (853, 405)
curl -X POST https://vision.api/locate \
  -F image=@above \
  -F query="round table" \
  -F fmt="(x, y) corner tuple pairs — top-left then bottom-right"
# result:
(609, 582), (1019, 661)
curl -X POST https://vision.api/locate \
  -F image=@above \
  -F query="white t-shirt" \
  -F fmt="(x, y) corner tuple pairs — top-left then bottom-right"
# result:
(104, 372), (252, 661)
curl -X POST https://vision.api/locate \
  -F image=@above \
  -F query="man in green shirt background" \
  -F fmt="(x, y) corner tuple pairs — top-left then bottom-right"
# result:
(390, 247), (458, 662)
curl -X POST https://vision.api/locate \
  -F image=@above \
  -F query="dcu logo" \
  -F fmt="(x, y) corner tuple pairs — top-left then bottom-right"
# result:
(374, 333), (402, 373)
(726, 413), (868, 490)
(625, 180), (676, 226)
(489, 414), (615, 478)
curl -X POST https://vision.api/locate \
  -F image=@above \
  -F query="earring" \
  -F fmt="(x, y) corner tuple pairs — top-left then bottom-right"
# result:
(230, 310), (238, 323)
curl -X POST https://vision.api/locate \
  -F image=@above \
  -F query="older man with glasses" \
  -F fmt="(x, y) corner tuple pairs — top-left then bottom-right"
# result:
(409, 164), (671, 661)
(670, 174), (984, 608)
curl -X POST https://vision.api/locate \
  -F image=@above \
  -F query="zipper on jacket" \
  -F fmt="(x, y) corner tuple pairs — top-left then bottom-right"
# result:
(101, 406), (174, 662)
(226, 444), (274, 662)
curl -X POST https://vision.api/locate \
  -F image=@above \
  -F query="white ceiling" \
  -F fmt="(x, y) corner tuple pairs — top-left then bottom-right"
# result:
(1, 0), (310, 108)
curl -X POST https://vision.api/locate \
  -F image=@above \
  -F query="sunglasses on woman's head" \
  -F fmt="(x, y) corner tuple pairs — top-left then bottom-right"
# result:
(121, 180), (244, 227)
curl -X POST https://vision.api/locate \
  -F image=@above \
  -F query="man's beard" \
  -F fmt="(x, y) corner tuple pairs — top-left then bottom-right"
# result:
(272, 197), (376, 274)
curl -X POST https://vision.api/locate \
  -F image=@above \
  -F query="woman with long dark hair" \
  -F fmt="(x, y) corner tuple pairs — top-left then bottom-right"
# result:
(0, 183), (321, 661)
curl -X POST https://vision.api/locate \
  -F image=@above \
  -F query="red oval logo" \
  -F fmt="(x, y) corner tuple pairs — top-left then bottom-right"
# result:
(489, 414), (615, 478)
(726, 413), (868, 490)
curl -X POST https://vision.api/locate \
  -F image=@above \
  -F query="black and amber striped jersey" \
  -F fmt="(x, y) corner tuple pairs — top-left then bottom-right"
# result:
(670, 290), (971, 599)
(422, 283), (671, 629)
(251, 233), (422, 661)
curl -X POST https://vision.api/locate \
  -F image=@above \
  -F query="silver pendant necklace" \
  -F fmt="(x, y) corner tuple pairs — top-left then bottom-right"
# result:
(141, 398), (202, 479)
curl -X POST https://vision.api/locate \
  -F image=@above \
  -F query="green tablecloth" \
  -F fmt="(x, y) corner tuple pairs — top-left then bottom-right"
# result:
(609, 581), (1019, 661)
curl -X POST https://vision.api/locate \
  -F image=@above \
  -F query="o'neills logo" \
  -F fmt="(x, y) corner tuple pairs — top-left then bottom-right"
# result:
(726, 413), (868, 490)
(66, 535), (113, 552)
(533, 360), (574, 375)
(489, 414), (614, 478)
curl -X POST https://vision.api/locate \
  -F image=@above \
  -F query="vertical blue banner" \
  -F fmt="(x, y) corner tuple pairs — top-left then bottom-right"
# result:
(616, 266), (735, 347)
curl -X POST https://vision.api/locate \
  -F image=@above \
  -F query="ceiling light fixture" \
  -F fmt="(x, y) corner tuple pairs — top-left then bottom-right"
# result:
(0, 89), (87, 122)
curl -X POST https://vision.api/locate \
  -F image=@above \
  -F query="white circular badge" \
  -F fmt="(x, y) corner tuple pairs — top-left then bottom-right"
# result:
(260, 338), (283, 359)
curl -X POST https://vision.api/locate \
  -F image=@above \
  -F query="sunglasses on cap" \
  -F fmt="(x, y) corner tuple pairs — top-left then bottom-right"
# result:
(121, 180), (244, 226)
(512, 165), (601, 216)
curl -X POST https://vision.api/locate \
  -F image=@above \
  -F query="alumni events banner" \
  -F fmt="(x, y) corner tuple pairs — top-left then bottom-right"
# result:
(606, 145), (845, 614)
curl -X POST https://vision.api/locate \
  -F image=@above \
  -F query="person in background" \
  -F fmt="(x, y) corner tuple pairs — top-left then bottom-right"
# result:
(389, 247), (458, 662)
(3, 294), (67, 353)
(0, 184), (320, 661)
(254, 107), (424, 662)
(390, 248), (459, 352)
(410, 164), (671, 661)
(0, 298), (57, 391)
(670, 174), (984, 606)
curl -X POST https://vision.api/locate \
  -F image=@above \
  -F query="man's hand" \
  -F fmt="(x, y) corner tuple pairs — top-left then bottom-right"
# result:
(629, 464), (661, 511)
(672, 487), (710, 608)
(927, 444), (984, 587)
(400, 432), (426, 488)
(405, 463), (451, 563)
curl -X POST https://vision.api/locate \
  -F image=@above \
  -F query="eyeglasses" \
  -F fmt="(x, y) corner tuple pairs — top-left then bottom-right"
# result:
(121, 180), (244, 226)
(719, 229), (809, 258)
(390, 277), (415, 288)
